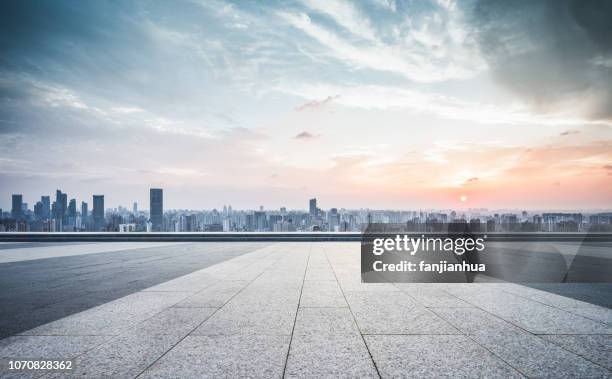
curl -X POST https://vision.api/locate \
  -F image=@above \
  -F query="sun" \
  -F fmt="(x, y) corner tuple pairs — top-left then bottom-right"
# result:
(459, 195), (468, 202)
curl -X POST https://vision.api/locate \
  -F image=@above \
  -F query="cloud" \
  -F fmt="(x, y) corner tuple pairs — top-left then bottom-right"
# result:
(470, 0), (612, 121)
(277, 4), (484, 83)
(300, 0), (377, 41)
(279, 83), (610, 126)
(294, 95), (339, 111)
(560, 129), (581, 136)
(294, 131), (320, 140)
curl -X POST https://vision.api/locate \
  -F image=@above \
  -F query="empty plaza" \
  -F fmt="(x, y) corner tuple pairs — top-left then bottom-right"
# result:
(0, 242), (611, 378)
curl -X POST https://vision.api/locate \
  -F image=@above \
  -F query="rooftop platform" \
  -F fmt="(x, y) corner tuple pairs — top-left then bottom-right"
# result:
(0, 242), (610, 378)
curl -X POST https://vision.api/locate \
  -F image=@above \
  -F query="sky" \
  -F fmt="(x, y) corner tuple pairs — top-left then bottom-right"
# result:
(0, 0), (611, 211)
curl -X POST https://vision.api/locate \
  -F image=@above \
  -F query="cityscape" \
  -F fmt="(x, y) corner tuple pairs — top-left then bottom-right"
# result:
(2, 188), (611, 233)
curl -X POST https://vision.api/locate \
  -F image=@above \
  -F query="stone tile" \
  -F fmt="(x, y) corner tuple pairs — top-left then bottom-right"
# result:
(483, 304), (612, 335)
(48, 333), (179, 378)
(294, 308), (359, 335)
(174, 281), (249, 308)
(300, 280), (347, 308)
(0, 335), (108, 358)
(305, 266), (337, 281)
(542, 335), (612, 371)
(21, 292), (189, 336)
(365, 335), (522, 378)
(562, 306), (612, 325)
(473, 331), (611, 378)
(132, 307), (217, 336)
(192, 308), (295, 335)
(430, 307), (523, 334)
(141, 272), (220, 293)
(285, 333), (378, 378)
(337, 280), (400, 293)
(224, 289), (300, 311)
(396, 284), (472, 307)
(502, 285), (594, 308)
(345, 291), (459, 335)
(139, 335), (290, 378)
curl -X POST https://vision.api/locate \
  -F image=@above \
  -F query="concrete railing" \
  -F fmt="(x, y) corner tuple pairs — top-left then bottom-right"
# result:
(0, 232), (610, 242)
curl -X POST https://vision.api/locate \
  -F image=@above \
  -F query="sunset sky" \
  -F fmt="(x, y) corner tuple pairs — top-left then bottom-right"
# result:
(1, 0), (611, 210)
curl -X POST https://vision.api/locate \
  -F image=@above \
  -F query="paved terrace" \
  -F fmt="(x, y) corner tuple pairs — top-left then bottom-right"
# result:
(0, 242), (611, 378)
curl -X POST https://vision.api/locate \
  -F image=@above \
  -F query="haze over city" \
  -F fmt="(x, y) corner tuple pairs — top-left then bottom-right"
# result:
(1, 0), (611, 210)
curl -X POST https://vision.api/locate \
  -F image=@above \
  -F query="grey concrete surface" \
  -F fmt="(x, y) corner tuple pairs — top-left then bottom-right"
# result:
(0, 242), (269, 338)
(0, 242), (610, 378)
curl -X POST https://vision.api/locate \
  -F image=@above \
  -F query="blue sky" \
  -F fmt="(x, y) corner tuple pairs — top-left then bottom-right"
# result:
(1, 0), (611, 210)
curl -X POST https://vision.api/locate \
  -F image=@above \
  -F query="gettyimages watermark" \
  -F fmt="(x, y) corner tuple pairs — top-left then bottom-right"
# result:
(361, 223), (612, 283)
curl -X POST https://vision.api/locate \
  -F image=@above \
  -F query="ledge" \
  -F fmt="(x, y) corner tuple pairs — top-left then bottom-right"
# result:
(0, 232), (610, 242)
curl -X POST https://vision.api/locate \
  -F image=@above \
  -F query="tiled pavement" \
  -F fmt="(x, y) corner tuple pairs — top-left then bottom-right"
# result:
(0, 243), (611, 378)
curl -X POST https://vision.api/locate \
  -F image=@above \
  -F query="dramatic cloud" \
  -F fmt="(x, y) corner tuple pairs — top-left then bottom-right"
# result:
(470, 0), (612, 121)
(0, 0), (610, 209)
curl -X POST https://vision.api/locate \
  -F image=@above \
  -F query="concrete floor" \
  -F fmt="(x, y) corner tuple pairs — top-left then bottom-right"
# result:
(0, 242), (610, 378)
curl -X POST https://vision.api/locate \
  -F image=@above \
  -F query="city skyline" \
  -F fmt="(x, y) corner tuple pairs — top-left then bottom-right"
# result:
(2, 188), (612, 214)
(3, 187), (610, 234)
(1, 1), (611, 210)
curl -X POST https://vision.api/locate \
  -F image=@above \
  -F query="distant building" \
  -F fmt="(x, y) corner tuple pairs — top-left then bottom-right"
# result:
(34, 201), (43, 220)
(40, 196), (50, 219)
(55, 190), (67, 224)
(133, 202), (138, 214)
(150, 188), (163, 232)
(92, 195), (104, 231)
(119, 223), (136, 232)
(81, 201), (88, 220)
(11, 194), (23, 220)
(309, 198), (317, 217)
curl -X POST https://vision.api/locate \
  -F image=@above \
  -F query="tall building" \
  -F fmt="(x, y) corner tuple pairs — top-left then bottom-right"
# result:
(81, 201), (88, 230)
(150, 188), (163, 232)
(309, 198), (317, 217)
(41, 196), (50, 219)
(68, 199), (77, 218)
(11, 194), (23, 220)
(55, 190), (67, 222)
(81, 201), (88, 219)
(92, 195), (104, 231)
(34, 201), (44, 221)
(68, 199), (77, 229)
(133, 202), (138, 214)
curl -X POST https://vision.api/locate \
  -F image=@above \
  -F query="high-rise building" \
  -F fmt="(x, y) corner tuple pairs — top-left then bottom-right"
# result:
(133, 202), (138, 214)
(309, 198), (317, 217)
(11, 194), (23, 220)
(55, 190), (67, 221)
(150, 188), (163, 232)
(68, 199), (77, 229)
(68, 199), (77, 218)
(92, 195), (104, 231)
(34, 201), (43, 220)
(41, 196), (50, 219)
(81, 201), (88, 219)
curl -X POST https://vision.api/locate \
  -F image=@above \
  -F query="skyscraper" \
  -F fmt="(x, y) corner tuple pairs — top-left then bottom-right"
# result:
(34, 201), (43, 220)
(55, 190), (67, 221)
(11, 194), (23, 220)
(133, 202), (138, 214)
(68, 199), (77, 229)
(92, 195), (104, 231)
(41, 196), (50, 219)
(81, 201), (88, 219)
(68, 199), (76, 218)
(81, 201), (88, 230)
(150, 188), (163, 232)
(309, 198), (317, 217)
